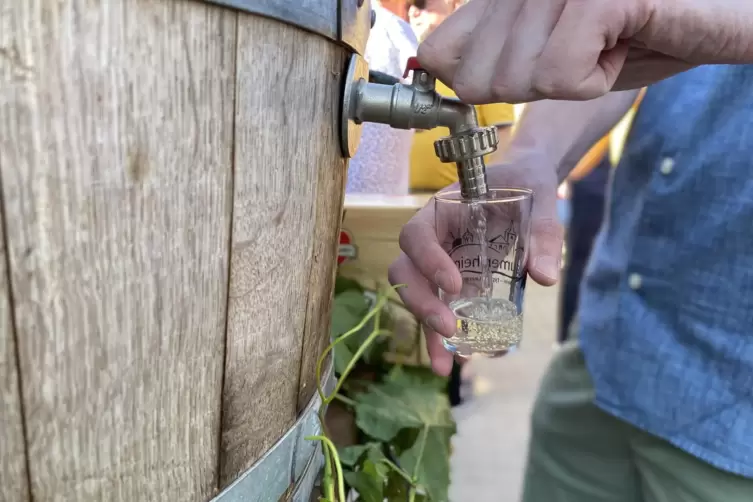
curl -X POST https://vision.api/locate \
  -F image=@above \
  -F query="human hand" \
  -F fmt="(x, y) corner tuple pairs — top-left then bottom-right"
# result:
(388, 153), (562, 376)
(417, 0), (753, 104)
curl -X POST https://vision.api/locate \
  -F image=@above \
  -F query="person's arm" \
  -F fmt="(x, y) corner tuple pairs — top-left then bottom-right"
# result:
(495, 90), (641, 182)
(494, 124), (514, 153)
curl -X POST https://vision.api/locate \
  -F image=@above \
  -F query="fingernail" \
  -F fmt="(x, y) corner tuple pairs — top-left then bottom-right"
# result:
(424, 315), (445, 334)
(434, 270), (454, 292)
(534, 256), (560, 282)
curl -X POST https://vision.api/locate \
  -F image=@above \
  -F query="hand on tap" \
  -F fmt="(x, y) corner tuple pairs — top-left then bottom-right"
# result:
(416, 0), (753, 104)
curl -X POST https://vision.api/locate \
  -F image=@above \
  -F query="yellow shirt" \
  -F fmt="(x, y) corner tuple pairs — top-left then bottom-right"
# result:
(409, 80), (515, 191)
(569, 88), (647, 181)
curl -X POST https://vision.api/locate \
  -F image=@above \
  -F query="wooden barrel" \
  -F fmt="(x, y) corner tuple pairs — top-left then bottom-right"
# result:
(0, 1), (369, 500)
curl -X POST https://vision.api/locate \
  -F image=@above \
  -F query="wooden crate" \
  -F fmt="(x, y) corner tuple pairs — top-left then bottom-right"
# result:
(338, 193), (434, 367)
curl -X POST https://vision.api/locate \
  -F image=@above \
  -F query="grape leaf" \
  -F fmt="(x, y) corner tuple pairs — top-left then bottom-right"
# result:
(339, 444), (371, 468)
(353, 368), (455, 501)
(330, 291), (369, 341)
(399, 426), (452, 502)
(386, 365), (448, 391)
(330, 290), (391, 364)
(333, 342), (354, 375)
(343, 460), (384, 502)
(338, 442), (386, 468)
(385, 471), (411, 500)
(353, 370), (456, 442)
(335, 276), (364, 295)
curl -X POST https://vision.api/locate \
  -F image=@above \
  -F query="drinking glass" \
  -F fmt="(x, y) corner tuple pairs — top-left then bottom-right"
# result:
(434, 187), (533, 357)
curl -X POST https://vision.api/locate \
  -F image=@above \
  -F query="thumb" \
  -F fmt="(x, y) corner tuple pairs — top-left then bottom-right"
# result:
(528, 186), (564, 286)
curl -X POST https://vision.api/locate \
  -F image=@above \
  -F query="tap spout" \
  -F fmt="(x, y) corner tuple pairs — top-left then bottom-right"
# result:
(436, 97), (479, 136)
(342, 56), (498, 199)
(350, 80), (480, 135)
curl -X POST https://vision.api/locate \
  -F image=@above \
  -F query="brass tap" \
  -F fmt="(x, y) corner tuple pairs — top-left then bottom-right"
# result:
(341, 55), (498, 199)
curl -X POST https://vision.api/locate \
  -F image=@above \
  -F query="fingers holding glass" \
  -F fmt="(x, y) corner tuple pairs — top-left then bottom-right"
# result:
(424, 328), (455, 377)
(398, 202), (462, 295)
(388, 253), (457, 339)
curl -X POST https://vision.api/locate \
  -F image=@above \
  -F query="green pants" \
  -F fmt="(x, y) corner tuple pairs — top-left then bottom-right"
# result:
(521, 340), (753, 502)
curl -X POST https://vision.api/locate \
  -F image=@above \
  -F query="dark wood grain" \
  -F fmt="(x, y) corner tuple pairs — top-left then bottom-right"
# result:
(0, 1), (236, 499)
(0, 204), (30, 501)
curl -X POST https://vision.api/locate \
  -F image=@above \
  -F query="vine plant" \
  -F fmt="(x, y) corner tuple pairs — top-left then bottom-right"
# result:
(307, 279), (456, 502)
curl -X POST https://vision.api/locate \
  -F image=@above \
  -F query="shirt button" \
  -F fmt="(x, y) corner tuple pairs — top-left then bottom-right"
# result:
(628, 273), (643, 290)
(660, 157), (675, 175)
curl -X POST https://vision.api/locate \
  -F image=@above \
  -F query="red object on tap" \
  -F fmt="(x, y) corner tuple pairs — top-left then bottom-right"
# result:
(402, 57), (424, 79)
(337, 230), (356, 265)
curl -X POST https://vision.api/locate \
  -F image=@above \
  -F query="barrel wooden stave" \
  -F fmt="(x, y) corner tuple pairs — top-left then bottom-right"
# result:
(0, 0), (348, 500)
(294, 55), (349, 416)
(0, 207), (30, 502)
(219, 12), (346, 486)
(0, 1), (237, 499)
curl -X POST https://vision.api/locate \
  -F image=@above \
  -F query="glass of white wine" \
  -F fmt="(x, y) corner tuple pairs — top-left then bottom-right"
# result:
(434, 187), (533, 357)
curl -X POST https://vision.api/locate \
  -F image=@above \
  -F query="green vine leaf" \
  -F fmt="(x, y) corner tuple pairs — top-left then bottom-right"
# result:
(399, 426), (452, 502)
(339, 442), (382, 468)
(385, 471), (410, 499)
(331, 290), (387, 365)
(319, 279), (456, 501)
(339, 444), (370, 468)
(335, 276), (364, 295)
(353, 368), (456, 442)
(386, 365), (448, 391)
(333, 343), (354, 376)
(330, 291), (369, 341)
(353, 368), (455, 500)
(343, 459), (385, 502)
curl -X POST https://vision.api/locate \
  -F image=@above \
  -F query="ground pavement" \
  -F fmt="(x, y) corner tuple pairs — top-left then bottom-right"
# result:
(449, 281), (560, 502)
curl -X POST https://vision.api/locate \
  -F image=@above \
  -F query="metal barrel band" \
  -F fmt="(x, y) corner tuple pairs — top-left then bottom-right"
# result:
(212, 360), (336, 502)
(199, 0), (371, 56)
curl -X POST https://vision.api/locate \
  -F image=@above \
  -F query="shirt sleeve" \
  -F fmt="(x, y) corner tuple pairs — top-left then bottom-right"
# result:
(477, 103), (516, 127)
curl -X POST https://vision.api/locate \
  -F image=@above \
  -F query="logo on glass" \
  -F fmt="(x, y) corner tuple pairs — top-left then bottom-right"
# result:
(444, 220), (521, 281)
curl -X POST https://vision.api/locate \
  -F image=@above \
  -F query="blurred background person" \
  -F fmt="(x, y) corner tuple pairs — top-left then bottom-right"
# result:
(408, 0), (458, 42)
(346, 4), (418, 195)
(558, 154), (612, 346)
(557, 90), (645, 345)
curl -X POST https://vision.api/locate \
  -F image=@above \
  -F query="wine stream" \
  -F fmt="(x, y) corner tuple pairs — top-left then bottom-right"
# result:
(469, 200), (492, 301)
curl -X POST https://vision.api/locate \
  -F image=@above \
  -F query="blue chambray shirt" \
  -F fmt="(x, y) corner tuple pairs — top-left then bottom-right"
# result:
(579, 64), (753, 477)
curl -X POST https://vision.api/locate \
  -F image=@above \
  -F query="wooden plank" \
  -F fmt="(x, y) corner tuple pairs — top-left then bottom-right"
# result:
(0, 1), (236, 500)
(338, 196), (432, 367)
(339, 194), (429, 291)
(220, 13), (346, 486)
(296, 61), (349, 414)
(0, 211), (30, 500)
(341, 193), (432, 240)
